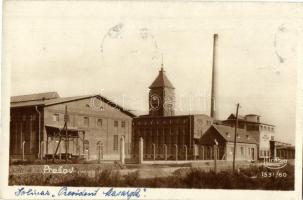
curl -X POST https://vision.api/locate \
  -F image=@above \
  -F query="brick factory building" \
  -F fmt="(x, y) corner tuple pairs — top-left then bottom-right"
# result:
(10, 92), (135, 161)
(132, 67), (214, 161)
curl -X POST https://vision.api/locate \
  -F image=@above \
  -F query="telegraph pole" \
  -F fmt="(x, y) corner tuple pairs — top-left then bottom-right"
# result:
(232, 103), (240, 173)
(64, 105), (69, 163)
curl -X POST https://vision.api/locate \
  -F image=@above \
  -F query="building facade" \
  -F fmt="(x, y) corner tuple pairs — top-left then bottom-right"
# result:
(132, 67), (213, 161)
(270, 140), (295, 160)
(221, 114), (275, 159)
(199, 124), (258, 161)
(10, 92), (135, 161)
(132, 114), (213, 160)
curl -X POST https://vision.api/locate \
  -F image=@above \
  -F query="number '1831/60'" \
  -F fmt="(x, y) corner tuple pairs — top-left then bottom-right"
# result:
(261, 171), (287, 178)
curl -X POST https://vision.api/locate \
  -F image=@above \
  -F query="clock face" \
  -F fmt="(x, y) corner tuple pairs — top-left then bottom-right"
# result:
(164, 96), (174, 104)
(149, 94), (160, 111)
(89, 97), (104, 111)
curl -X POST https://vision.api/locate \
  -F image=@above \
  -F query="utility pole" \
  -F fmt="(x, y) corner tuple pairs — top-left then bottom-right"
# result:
(232, 103), (240, 173)
(214, 139), (218, 173)
(64, 105), (69, 163)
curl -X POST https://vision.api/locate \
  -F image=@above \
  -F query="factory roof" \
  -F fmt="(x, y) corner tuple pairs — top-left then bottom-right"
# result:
(11, 92), (59, 103)
(200, 124), (258, 145)
(224, 113), (274, 127)
(11, 92), (136, 117)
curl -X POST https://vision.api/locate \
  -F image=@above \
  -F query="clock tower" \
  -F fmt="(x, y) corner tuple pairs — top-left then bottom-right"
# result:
(149, 65), (175, 116)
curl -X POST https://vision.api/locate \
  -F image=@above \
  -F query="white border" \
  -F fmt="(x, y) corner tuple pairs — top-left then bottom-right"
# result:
(0, 1), (302, 200)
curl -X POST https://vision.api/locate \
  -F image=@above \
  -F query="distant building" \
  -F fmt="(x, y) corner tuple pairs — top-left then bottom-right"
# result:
(199, 124), (258, 161)
(221, 113), (275, 159)
(10, 92), (135, 161)
(270, 140), (295, 160)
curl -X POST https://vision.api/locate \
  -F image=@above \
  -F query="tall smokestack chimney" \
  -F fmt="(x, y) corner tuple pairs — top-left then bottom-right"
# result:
(210, 33), (218, 119)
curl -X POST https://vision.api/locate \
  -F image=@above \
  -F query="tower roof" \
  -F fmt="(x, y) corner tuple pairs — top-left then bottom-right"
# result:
(149, 67), (175, 89)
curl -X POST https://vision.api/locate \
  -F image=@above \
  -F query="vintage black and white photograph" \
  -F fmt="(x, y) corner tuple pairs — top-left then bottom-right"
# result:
(1, 1), (302, 200)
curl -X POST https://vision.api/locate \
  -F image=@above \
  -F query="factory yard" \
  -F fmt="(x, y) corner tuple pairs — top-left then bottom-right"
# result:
(9, 160), (294, 190)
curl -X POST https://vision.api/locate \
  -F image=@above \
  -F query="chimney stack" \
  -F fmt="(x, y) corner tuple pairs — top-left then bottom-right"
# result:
(210, 34), (218, 119)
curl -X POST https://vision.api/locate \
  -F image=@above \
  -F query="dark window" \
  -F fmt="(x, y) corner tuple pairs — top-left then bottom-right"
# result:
(84, 117), (89, 127)
(121, 121), (126, 128)
(114, 120), (118, 127)
(97, 119), (103, 127)
(113, 135), (118, 151)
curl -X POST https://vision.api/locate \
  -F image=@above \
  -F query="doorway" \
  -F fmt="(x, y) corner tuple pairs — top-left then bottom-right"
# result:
(97, 141), (103, 161)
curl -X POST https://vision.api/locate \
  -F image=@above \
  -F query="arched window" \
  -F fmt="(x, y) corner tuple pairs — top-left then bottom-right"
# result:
(96, 141), (103, 160)
(84, 140), (89, 152)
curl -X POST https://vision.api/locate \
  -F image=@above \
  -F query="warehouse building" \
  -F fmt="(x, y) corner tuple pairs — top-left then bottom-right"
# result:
(10, 92), (135, 161)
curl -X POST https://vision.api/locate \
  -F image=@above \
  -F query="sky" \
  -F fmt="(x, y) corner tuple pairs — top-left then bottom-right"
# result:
(4, 1), (302, 144)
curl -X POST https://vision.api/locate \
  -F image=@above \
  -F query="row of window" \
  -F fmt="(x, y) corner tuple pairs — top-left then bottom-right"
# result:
(225, 133), (250, 140)
(229, 146), (255, 157)
(260, 125), (274, 132)
(54, 135), (121, 153)
(228, 123), (274, 132)
(260, 150), (270, 157)
(135, 119), (189, 126)
(134, 128), (187, 136)
(52, 113), (127, 128)
(12, 114), (37, 121)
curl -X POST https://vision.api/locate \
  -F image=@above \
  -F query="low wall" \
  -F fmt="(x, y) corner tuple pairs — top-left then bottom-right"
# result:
(141, 159), (252, 166)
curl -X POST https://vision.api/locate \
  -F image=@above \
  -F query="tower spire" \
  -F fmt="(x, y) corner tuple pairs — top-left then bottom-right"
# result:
(161, 53), (164, 71)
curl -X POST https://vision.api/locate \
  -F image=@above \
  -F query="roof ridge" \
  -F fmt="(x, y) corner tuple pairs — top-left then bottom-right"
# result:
(11, 91), (60, 103)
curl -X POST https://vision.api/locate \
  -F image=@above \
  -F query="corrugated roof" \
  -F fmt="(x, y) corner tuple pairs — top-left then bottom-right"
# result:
(212, 124), (258, 144)
(11, 92), (59, 103)
(149, 67), (175, 89)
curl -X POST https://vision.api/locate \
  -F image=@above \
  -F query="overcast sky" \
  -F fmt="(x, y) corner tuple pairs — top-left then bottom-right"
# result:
(4, 1), (302, 144)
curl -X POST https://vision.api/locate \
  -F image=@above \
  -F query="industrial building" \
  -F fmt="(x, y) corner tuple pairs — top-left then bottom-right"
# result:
(132, 67), (213, 161)
(10, 92), (135, 161)
(132, 66), (269, 162)
(200, 124), (258, 161)
(220, 114), (275, 159)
